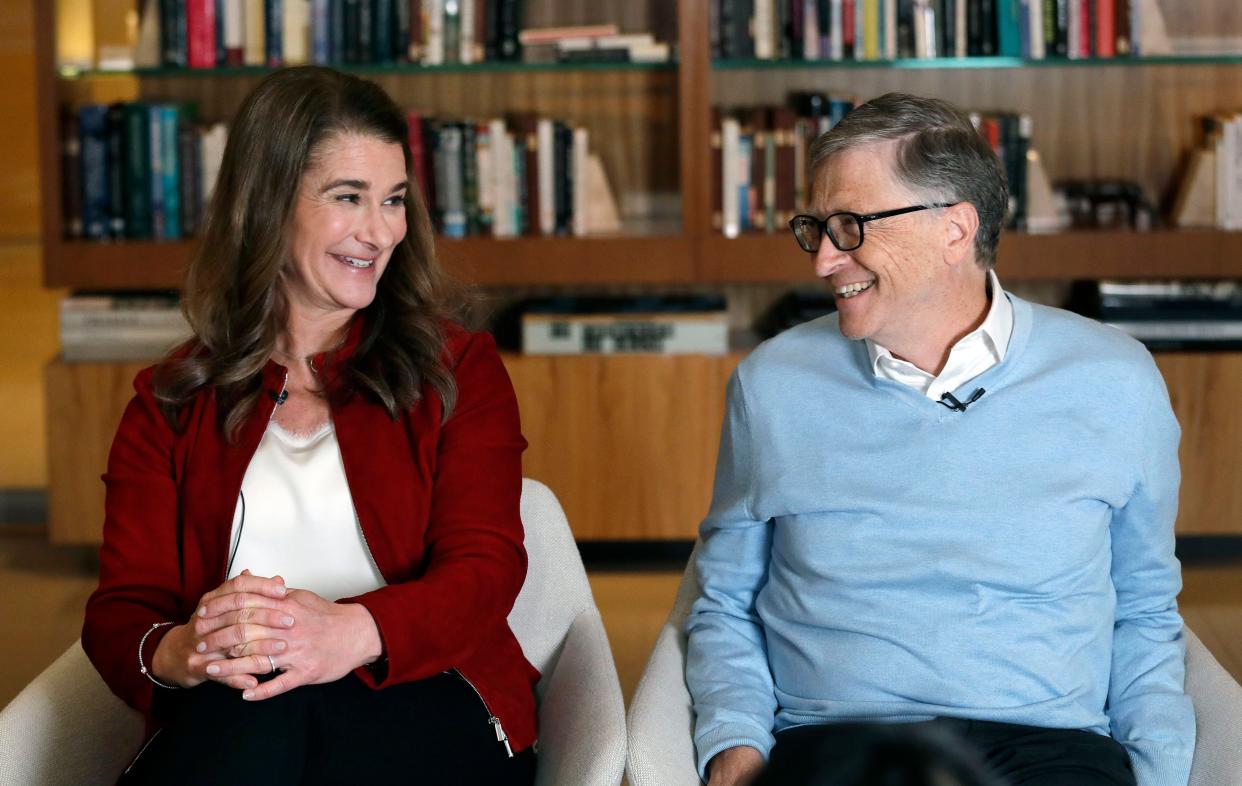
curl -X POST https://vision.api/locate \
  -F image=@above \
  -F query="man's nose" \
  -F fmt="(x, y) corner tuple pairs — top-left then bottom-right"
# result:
(813, 241), (853, 279)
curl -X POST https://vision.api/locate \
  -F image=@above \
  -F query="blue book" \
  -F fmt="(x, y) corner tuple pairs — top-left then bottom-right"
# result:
(737, 133), (752, 232)
(312, 0), (333, 63)
(997, 0), (1023, 57)
(160, 106), (182, 239)
(78, 105), (111, 240)
(123, 103), (153, 239)
(265, 0), (284, 66)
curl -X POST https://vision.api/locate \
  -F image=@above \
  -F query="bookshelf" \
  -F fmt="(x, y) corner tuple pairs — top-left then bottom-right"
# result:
(31, 0), (1242, 542)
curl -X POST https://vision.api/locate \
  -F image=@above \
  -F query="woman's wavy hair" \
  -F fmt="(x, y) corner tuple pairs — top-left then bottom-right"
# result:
(154, 66), (463, 440)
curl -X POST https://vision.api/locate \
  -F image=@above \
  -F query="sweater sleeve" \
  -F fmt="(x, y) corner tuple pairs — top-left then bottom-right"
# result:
(1107, 367), (1195, 786)
(346, 331), (529, 686)
(81, 367), (184, 718)
(685, 369), (778, 780)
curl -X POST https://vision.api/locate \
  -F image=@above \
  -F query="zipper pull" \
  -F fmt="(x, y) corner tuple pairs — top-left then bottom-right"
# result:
(489, 716), (514, 758)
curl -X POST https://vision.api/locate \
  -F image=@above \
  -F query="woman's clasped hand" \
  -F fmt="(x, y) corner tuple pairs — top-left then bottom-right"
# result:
(150, 569), (383, 700)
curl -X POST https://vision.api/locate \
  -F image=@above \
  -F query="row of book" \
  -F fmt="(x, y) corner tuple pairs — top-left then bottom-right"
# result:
(408, 113), (594, 238)
(146, 0), (522, 68)
(63, 103), (228, 240)
(1096, 281), (1242, 349)
(711, 0), (1162, 62)
(712, 94), (1033, 238)
(60, 293), (189, 361)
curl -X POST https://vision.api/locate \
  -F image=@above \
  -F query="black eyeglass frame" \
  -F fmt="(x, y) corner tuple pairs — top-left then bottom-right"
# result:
(788, 203), (957, 253)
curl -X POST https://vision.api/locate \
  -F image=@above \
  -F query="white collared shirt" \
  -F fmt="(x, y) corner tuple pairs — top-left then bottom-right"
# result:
(865, 270), (1014, 400)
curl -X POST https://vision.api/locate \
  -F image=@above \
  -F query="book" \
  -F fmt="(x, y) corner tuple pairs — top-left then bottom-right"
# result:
(223, 0), (245, 64)
(79, 105), (112, 240)
(187, 0), (217, 67)
(244, 0), (266, 64)
(519, 295), (730, 356)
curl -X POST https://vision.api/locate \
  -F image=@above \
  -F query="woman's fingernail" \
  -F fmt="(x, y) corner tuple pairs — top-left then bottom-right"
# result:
(206, 664), (220, 675)
(282, 615), (295, 626)
(196, 642), (206, 653)
(274, 641), (287, 652)
(242, 690), (255, 700)
(197, 606), (206, 617)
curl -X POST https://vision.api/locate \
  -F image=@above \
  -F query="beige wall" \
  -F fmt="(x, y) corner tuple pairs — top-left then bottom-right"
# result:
(0, 0), (62, 488)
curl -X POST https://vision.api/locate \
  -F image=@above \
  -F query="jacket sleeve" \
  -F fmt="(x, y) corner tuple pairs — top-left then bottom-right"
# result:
(81, 367), (184, 718)
(1107, 365), (1196, 786)
(347, 331), (528, 687)
(685, 369), (778, 780)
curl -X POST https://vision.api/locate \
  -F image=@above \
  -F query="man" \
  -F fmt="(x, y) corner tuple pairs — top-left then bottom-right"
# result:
(686, 93), (1194, 786)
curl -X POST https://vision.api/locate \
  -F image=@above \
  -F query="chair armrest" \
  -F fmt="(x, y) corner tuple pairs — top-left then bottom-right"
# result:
(626, 620), (702, 786)
(1186, 629), (1242, 786)
(534, 608), (626, 786)
(0, 640), (144, 786)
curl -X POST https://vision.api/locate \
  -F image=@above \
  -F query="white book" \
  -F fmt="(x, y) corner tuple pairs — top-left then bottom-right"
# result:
(424, 0), (445, 64)
(830, 0), (844, 59)
(1027, 0), (1045, 59)
(955, 0), (967, 57)
(755, 0), (775, 59)
(1067, 0), (1082, 58)
(804, 0), (821, 59)
(201, 123), (228, 204)
(475, 123), (494, 229)
(722, 116), (741, 238)
(537, 119), (556, 235)
(283, 0), (309, 65)
(855, 0), (867, 60)
(223, 0), (245, 54)
(572, 127), (589, 237)
(1230, 115), (1242, 230)
(460, 0), (476, 63)
(489, 119), (512, 237)
(243, 0), (265, 66)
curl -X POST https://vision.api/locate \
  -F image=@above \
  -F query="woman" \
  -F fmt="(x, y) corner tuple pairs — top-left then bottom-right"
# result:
(82, 66), (538, 785)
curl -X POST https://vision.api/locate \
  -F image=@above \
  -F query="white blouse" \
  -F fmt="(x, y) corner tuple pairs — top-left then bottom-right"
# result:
(226, 419), (386, 601)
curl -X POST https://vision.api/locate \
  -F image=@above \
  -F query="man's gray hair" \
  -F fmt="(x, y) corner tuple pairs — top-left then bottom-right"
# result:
(809, 93), (1009, 269)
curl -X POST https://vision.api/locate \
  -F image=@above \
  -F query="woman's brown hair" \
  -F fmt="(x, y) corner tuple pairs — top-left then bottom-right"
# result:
(154, 66), (460, 439)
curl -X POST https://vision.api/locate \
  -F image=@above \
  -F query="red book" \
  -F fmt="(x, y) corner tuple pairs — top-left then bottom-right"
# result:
(843, 0), (856, 57)
(1095, 0), (1116, 57)
(1078, 0), (1091, 58)
(186, 0), (218, 69)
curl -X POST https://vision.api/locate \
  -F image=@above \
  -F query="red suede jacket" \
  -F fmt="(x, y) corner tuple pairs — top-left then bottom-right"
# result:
(81, 319), (539, 755)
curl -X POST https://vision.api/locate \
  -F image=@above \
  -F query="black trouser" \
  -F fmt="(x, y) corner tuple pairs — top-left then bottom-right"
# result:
(120, 672), (536, 786)
(758, 718), (1136, 786)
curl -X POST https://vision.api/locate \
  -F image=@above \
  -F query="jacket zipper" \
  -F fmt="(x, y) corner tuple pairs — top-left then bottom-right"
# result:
(454, 669), (514, 757)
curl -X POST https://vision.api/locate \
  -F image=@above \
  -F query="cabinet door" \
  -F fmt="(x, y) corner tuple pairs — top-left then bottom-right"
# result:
(1156, 353), (1242, 535)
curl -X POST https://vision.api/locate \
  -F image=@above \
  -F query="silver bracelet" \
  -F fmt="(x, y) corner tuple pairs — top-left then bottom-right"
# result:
(138, 621), (181, 690)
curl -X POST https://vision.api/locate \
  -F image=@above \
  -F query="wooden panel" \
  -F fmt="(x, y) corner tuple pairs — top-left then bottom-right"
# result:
(505, 353), (742, 540)
(45, 359), (148, 544)
(1156, 353), (1242, 536)
(697, 230), (1242, 283)
(0, 0), (41, 239)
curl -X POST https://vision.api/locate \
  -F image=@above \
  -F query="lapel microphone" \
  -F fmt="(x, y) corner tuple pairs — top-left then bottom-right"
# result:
(938, 388), (986, 413)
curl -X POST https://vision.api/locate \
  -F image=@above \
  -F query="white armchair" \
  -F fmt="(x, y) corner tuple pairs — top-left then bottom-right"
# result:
(625, 547), (1242, 786)
(0, 478), (626, 786)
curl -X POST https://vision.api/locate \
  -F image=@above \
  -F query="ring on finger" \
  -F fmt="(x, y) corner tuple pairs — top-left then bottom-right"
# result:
(268, 655), (277, 674)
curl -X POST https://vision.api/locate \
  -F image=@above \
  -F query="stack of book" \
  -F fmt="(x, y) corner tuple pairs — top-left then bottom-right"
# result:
(710, 0), (1161, 62)
(138, 0), (546, 69)
(1097, 281), (1242, 350)
(517, 295), (730, 356)
(62, 103), (227, 240)
(713, 97), (1033, 235)
(60, 293), (191, 361)
(517, 25), (671, 64)
(409, 112), (595, 238)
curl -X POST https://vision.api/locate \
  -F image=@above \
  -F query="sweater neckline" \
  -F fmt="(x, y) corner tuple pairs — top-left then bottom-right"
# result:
(853, 294), (1034, 415)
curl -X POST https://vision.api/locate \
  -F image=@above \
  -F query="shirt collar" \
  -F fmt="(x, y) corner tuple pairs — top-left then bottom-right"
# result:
(865, 269), (1013, 376)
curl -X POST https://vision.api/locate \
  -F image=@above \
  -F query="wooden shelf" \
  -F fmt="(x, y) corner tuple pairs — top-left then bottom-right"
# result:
(696, 230), (1242, 283)
(43, 234), (697, 290)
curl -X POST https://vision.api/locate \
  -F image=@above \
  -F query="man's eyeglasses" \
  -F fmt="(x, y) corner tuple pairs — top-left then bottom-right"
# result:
(788, 203), (957, 253)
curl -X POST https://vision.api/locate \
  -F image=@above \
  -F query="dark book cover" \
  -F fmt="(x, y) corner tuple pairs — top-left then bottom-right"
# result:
(265, 0), (284, 66)
(710, 107), (723, 231)
(1115, 0), (1130, 55)
(105, 103), (127, 238)
(733, 0), (756, 58)
(79, 105), (111, 240)
(773, 106), (797, 225)
(1054, 0), (1069, 56)
(719, 0), (737, 58)
(407, 0), (423, 61)
(553, 121), (572, 235)
(443, 0), (461, 63)
(122, 103), (153, 239)
(357, 0), (374, 63)
(160, 0), (188, 67)
(899, 0), (917, 58)
(461, 122), (480, 235)
(312, 0), (333, 62)
(373, 0), (394, 62)
(394, 0), (411, 61)
(776, 0), (791, 59)
(941, 0), (956, 57)
(978, 0), (996, 55)
(498, 0), (522, 61)
(816, 0), (831, 56)
(788, 0), (804, 59)
(342, 0), (360, 62)
(510, 112), (541, 236)
(330, 0), (346, 62)
(215, 0), (227, 65)
(423, 117), (442, 230)
(559, 48), (631, 63)
(484, 0), (501, 60)
(749, 108), (769, 231)
(710, 0), (722, 58)
(1086, 0), (1097, 56)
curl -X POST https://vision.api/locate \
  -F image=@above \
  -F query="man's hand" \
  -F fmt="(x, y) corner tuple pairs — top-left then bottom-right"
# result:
(202, 588), (383, 701)
(707, 745), (765, 786)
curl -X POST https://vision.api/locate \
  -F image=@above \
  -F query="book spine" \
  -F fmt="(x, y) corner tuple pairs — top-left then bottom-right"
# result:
(737, 129), (752, 232)
(710, 109), (723, 231)
(499, 0), (521, 61)
(187, 0), (218, 68)
(1114, 0), (1130, 54)
(265, 0), (284, 65)
(442, 0), (460, 62)
(244, 0), (266, 65)
(311, 0), (332, 62)
(394, 0), (412, 61)
(553, 122), (572, 235)
(441, 124), (466, 237)
(1095, 0), (1115, 56)
(216, 0), (227, 64)
(161, 0), (188, 67)
(755, 0), (776, 59)
(224, 0), (245, 63)
(124, 104), (153, 238)
(105, 104), (127, 238)
(285, 0), (310, 63)
(424, 0), (444, 64)
(149, 106), (165, 239)
(996, 0), (1021, 56)
(722, 115), (740, 237)
(79, 105), (111, 240)
(1026, 0), (1045, 58)
(572, 127), (588, 237)
(357, 0), (374, 62)
(343, 0), (360, 61)
(511, 127), (526, 234)
(537, 118), (555, 235)
(461, 121), (480, 235)
(161, 106), (182, 239)
(178, 117), (201, 235)
(373, 0), (394, 62)
(899, 0), (916, 57)
(459, 0), (476, 62)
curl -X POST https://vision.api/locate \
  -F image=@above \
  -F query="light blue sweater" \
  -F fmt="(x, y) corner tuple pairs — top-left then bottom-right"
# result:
(686, 295), (1194, 786)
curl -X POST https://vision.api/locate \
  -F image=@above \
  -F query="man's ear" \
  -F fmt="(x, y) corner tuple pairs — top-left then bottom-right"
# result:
(942, 201), (980, 268)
